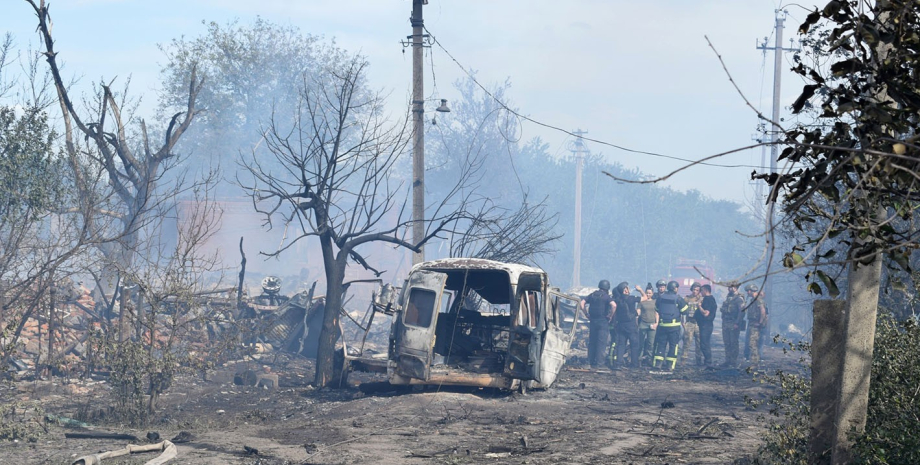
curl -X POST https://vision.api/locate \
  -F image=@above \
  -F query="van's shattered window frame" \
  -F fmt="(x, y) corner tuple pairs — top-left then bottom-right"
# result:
(404, 287), (437, 328)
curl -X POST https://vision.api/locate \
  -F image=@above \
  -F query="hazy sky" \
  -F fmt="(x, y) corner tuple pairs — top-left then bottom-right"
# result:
(1, 0), (823, 207)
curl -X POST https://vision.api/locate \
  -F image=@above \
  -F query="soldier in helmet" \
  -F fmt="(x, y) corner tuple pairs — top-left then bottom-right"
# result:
(611, 281), (646, 369)
(652, 281), (688, 371)
(681, 282), (703, 366)
(720, 282), (746, 367)
(745, 284), (768, 367)
(580, 280), (616, 369)
(653, 279), (667, 300)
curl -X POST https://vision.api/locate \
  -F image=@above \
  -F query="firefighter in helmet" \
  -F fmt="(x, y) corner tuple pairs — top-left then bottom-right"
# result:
(652, 281), (688, 371)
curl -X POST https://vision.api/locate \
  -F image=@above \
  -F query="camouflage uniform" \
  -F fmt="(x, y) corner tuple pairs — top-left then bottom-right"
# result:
(746, 292), (768, 366)
(681, 293), (703, 365)
(720, 288), (745, 367)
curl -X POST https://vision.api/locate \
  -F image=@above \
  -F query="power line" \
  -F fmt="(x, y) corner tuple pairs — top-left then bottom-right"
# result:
(423, 25), (769, 171)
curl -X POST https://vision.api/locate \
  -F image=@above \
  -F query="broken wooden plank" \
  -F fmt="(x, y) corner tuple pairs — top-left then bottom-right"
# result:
(65, 432), (139, 441)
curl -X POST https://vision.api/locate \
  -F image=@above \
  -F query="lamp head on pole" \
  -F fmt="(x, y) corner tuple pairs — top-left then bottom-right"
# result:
(435, 99), (450, 113)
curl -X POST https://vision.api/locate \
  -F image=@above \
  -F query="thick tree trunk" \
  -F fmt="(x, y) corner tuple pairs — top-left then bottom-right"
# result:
(831, 252), (882, 464)
(314, 237), (346, 388)
(811, 299), (846, 464)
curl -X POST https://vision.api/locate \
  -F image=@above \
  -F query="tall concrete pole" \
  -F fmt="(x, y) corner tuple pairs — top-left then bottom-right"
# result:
(572, 130), (586, 288)
(765, 12), (784, 316)
(769, 14), (784, 178)
(411, 0), (425, 265)
(757, 10), (797, 314)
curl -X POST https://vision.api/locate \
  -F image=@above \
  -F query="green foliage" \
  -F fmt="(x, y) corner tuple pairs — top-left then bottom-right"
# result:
(158, 18), (347, 195)
(754, 314), (920, 464)
(747, 338), (812, 465)
(0, 107), (63, 221)
(100, 337), (166, 426)
(851, 314), (920, 464)
(778, 1), (920, 296)
(0, 401), (46, 442)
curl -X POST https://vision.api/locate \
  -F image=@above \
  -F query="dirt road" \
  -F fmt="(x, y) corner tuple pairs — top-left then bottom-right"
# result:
(0, 341), (795, 464)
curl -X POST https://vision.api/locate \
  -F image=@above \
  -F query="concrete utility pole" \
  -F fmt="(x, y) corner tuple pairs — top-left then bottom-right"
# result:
(751, 125), (768, 224)
(756, 9), (799, 313)
(570, 130), (587, 288)
(411, 0), (426, 265)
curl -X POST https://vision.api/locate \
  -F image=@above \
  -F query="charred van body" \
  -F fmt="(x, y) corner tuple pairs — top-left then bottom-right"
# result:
(377, 258), (579, 390)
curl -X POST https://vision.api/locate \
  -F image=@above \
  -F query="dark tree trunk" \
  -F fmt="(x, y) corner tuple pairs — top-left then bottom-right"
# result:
(314, 236), (347, 388)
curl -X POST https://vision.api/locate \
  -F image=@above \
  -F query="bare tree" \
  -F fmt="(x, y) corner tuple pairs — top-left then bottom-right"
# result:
(241, 56), (486, 387)
(449, 196), (560, 264)
(100, 177), (224, 423)
(26, 0), (204, 341)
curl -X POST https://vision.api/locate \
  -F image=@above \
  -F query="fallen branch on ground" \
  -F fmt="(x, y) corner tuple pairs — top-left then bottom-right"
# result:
(64, 432), (139, 441)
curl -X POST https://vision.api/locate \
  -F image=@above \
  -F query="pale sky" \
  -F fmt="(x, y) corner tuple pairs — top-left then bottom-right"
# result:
(1, 0), (822, 207)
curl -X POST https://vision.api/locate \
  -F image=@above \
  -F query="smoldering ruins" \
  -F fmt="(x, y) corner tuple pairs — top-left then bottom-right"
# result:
(0, 1), (831, 464)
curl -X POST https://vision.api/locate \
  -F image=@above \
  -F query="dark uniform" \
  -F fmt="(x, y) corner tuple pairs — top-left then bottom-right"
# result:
(582, 283), (614, 368)
(697, 288), (717, 366)
(612, 282), (641, 368)
(720, 284), (745, 367)
(653, 282), (688, 370)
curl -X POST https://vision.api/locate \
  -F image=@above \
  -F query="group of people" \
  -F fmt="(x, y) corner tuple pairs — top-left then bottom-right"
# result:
(579, 279), (768, 371)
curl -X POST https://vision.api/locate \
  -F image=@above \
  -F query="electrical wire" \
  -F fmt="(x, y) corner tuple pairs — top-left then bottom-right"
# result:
(423, 25), (768, 171)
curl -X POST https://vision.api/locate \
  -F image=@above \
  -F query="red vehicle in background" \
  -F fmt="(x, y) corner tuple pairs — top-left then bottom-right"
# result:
(670, 259), (716, 298)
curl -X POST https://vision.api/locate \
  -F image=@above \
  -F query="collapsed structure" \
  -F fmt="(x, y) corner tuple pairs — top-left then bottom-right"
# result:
(5, 259), (581, 394)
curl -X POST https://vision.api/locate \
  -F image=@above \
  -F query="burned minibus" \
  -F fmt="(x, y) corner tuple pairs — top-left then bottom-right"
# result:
(375, 258), (579, 390)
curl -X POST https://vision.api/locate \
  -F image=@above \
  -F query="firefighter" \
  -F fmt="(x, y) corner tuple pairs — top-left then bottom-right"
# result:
(745, 284), (768, 367)
(580, 280), (616, 369)
(719, 282), (746, 367)
(652, 281), (688, 371)
(681, 282), (703, 366)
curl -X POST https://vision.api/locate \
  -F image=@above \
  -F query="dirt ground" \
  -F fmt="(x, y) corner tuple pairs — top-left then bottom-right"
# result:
(0, 337), (799, 465)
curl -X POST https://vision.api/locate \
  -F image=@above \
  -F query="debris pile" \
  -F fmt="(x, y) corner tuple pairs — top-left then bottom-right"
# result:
(2, 277), (329, 377)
